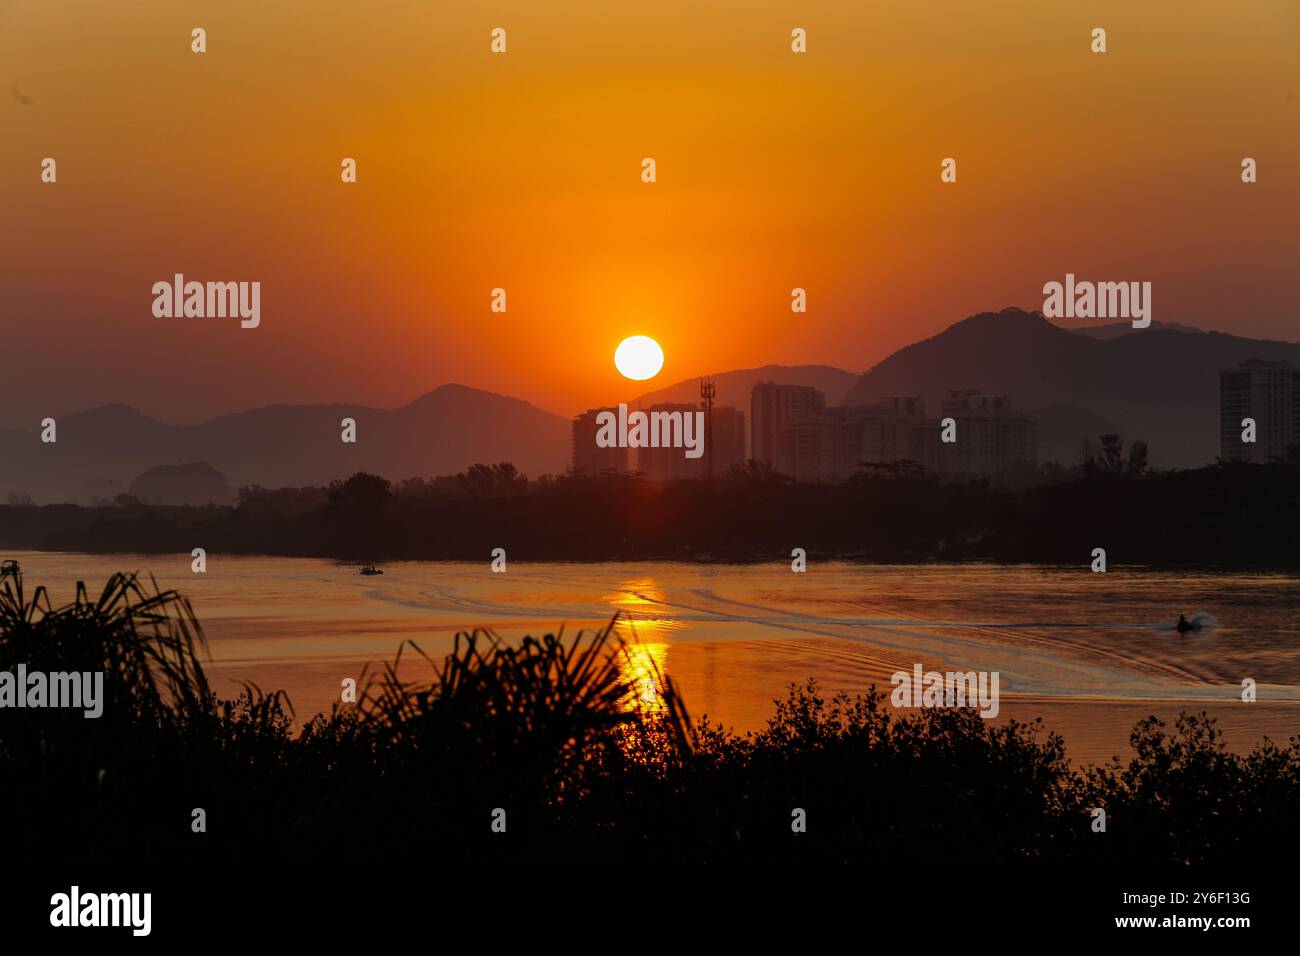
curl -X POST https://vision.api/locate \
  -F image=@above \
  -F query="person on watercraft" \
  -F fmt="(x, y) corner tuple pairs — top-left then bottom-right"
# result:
(1177, 614), (1192, 633)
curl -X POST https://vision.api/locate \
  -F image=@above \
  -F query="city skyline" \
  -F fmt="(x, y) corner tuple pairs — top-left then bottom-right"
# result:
(7, 305), (1300, 506)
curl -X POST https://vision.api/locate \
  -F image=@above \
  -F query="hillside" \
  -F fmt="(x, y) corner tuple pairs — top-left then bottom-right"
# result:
(632, 364), (859, 411)
(841, 308), (1300, 468)
(0, 385), (570, 504)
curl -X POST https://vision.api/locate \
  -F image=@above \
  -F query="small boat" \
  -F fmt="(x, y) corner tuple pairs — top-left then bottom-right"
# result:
(1169, 612), (1217, 634)
(359, 564), (384, 576)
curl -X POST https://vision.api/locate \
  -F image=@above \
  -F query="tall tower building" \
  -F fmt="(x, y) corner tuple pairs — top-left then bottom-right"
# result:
(571, 408), (629, 476)
(635, 403), (746, 481)
(861, 395), (927, 466)
(750, 382), (825, 466)
(1220, 360), (1300, 462)
(908, 391), (1036, 475)
(708, 406), (746, 477)
(773, 406), (868, 483)
(636, 403), (701, 480)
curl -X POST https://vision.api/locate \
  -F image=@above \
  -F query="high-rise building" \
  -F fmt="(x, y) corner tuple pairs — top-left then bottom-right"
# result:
(636, 403), (701, 480)
(1220, 360), (1300, 462)
(861, 395), (928, 465)
(636, 403), (746, 481)
(708, 406), (747, 477)
(771, 390), (1035, 482)
(880, 395), (927, 417)
(751, 382), (825, 466)
(770, 396), (928, 483)
(910, 391), (1036, 475)
(571, 407), (630, 476)
(773, 406), (868, 483)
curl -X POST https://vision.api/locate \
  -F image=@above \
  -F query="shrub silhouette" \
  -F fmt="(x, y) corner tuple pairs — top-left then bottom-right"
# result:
(1, 571), (1295, 866)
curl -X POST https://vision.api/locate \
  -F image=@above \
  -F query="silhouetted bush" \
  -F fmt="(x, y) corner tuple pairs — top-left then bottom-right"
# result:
(1, 572), (1295, 866)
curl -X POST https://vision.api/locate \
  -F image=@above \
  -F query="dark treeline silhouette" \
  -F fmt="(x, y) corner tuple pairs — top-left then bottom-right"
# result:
(1, 571), (1295, 866)
(3, 445), (1300, 565)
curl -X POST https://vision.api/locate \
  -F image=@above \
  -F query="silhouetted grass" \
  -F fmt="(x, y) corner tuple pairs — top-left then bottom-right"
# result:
(1, 571), (1296, 866)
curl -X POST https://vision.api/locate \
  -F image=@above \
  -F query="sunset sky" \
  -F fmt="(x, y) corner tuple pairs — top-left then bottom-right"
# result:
(2, 1), (1297, 426)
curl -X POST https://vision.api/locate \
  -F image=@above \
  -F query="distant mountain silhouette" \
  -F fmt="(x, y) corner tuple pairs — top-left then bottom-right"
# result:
(0, 385), (569, 504)
(841, 307), (1300, 468)
(632, 364), (859, 410)
(1071, 320), (1206, 340)
(8, 315), (1295, 502)
(129, 461), (232, 506)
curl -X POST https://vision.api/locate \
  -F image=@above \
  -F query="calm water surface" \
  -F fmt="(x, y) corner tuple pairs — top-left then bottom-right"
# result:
(12, 552), (1300, 764)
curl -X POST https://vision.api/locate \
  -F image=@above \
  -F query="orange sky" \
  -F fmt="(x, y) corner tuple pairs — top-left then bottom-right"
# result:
(2, 1), (1298, 424)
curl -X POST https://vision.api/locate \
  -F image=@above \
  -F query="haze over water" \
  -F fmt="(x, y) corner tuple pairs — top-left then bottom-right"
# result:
(13, 552), (1299, 765)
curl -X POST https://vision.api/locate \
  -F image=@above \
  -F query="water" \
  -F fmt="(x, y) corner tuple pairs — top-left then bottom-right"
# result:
(8, 552), (1300, 764)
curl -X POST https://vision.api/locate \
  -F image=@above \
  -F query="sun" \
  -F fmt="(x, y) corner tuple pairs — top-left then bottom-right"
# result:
(614, 335), (665, 381)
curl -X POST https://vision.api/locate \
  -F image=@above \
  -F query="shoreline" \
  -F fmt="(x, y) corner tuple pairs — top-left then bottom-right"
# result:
(6, 544), (1300, 575)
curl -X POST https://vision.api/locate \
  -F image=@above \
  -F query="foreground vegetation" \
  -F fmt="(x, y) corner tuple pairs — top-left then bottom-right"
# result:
(1, 572), (1296, 866)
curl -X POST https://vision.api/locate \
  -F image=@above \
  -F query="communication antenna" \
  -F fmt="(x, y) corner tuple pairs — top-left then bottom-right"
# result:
(699, 376), (716, 480)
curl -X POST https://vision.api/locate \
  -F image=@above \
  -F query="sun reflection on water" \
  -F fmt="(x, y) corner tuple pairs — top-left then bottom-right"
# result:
(616, 635), (670, 713)
(606, 580), (675, 714)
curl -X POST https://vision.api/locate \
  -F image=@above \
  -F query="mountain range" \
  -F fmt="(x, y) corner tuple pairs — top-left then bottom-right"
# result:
(630, 364), (860, 410)
(0, 385), (571, 505)
(3, 308), (1296, 503)
(841, 308), (1300, 468)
